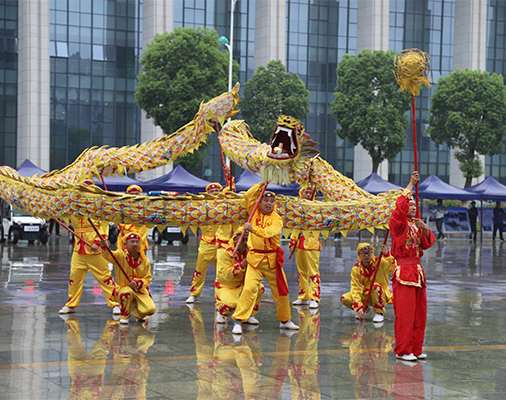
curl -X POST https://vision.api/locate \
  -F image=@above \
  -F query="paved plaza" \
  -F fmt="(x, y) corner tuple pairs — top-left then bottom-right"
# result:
(0, 233), (505, 399)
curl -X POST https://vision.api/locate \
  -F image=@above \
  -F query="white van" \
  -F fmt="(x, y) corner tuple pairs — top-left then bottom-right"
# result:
(0, 199), (49, 244)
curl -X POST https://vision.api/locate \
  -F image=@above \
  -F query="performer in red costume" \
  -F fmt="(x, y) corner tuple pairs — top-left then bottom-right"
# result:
(390, 171), (434, 362)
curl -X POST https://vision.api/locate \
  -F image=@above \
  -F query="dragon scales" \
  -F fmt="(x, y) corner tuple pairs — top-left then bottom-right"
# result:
(0, 84), (400, 238)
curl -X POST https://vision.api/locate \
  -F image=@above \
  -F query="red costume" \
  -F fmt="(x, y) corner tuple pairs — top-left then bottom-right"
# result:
(389, 189), (434, 356)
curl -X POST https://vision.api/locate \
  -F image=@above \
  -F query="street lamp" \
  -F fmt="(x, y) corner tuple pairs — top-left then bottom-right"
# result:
(218, 0), (238, 92)
(218, 1), (238, 180)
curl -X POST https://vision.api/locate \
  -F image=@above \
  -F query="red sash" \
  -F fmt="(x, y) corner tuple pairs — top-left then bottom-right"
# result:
(251, 248), (289, 296)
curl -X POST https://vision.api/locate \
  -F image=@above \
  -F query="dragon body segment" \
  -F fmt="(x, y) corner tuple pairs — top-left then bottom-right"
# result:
(28, 84), (240, 186)
(0, 84), (399, 236)
(0, 166), (392, 237)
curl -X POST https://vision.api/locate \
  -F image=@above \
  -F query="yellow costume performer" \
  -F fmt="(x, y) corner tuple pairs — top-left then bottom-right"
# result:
(59, 213), (119, 314)
(100, 232), (156, 324)
(117, 185), (149, 255)
(290, 187), (322, 309)
(232, 183), (298, 333)
(214, 231), (264, 323)
(341, 243), (396, 323)
(187, 179), (235, 303)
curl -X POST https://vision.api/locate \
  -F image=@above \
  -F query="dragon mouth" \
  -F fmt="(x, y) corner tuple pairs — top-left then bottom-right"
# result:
(267, 125), (299, 160)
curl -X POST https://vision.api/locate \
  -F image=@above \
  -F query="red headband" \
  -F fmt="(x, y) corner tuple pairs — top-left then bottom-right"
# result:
(263, 192), (275, 198)
(125, 233), (140, 242)
(206, 183), (222, 192)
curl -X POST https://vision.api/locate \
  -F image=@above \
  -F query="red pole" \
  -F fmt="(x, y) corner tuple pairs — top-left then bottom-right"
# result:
(215, 122), (231, 189)
(411, 94), (419, 212)
(100, 174), (108, 191)
(231, 183), (268, 257)
(55, 219), (92, 248)
(87, 218), (131, 282)
(360, 230), (390, 321)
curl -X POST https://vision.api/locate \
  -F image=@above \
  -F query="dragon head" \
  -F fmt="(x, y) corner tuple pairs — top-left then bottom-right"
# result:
(261, 115), (319, 185)
(267, 115), (307, 161)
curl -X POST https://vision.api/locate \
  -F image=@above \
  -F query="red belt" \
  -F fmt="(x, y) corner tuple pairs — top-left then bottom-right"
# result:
(396, 257), (420, 265)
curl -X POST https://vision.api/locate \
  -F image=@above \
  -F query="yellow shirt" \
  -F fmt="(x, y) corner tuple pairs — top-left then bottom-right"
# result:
(202, 178), (237, 245)
(348, 253), (396, 312)
(290, 230), (321, 251)
(215, 243), (247, 289)
(101, 248), (152, 295)
(243, 183), (283, 269)
(71, 216), (108, 255)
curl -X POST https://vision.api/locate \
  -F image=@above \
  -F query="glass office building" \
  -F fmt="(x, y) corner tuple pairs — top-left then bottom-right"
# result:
(0, 0), (17, 167)
(49, 0), (143, 170)
(4, 0), (506, 186)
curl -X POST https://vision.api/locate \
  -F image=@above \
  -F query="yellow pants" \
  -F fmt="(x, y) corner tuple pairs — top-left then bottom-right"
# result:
(215, 283), (264, 317)
(66, 253), (118, 308)
(189, 241), (217, 297)
(232, 263), (291, 323)
(341, 284), (389, 314)
(295, 248), (321, 302)
(117, 286), (156, 321)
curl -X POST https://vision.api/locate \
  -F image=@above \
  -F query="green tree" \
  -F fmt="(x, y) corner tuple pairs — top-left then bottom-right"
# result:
(135, 27), (239, 172)
(331, 49), (411, 173)
(427, 69), (506, 187)
(240, 60), (310, 143)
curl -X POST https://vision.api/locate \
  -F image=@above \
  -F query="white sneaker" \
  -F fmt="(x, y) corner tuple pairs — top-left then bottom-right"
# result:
(309, 300), (319, 309)
(245, 316), (259, 325)
(292, 299), (309, 306)
(216, 311), (227, 324)
(120, 318), (129, 325)
(186, 295), (197, 303)
(396, 353), (417, 361)
(58, 306), (75, 314)
(372, 313), (384, 323)
(280, 320), (299, 330)
(112, 306), (121, 315)
(416, 353), (427, 359)
(232, 322), (242, 334)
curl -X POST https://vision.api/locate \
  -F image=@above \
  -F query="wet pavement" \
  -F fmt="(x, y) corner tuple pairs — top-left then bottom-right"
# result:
(1, 233), (506, 399)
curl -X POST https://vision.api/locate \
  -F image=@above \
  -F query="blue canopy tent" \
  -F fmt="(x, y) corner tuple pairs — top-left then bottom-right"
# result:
(464, 176), (506, 201)
(16, 159), (47, 177)
(418, 174), (476, 200)
(233, 170), (301, 196)
(356, 172), (402, 195)
(142, 165), (211, 194)
(93, 174), (145, 192)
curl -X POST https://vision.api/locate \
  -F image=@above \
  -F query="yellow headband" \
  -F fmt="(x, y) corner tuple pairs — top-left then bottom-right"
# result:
(206, 182), (223, 192)
(356, 243), (374, 261)
(126, 184), (142, 194)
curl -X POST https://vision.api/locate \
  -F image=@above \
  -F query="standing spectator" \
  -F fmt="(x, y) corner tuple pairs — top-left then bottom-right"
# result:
(493, 201), (505, 241)
(434, 199), (447, 240)
(468, 201), (478, 241)
(49, 218), (61, 236)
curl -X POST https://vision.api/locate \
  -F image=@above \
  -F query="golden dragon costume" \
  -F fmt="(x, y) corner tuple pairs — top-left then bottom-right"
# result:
(0, 84), (400, 239)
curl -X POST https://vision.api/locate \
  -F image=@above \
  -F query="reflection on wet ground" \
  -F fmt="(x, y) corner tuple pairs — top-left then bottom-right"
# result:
(1, 235), (506, 399)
